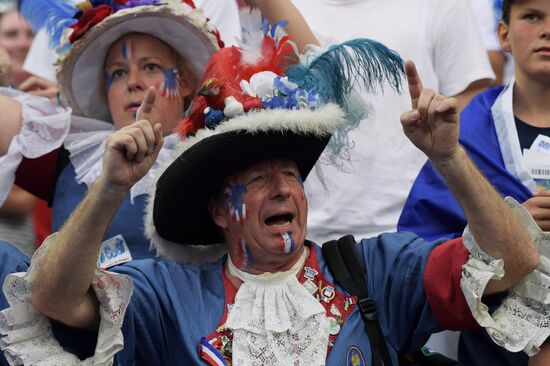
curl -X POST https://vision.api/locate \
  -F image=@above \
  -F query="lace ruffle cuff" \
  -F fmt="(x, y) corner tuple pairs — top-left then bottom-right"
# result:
(460, 197), (550, 356)
(0, 234), (133, 365)
(0, 88), (72, 205)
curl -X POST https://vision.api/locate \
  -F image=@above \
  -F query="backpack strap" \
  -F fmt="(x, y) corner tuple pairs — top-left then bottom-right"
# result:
(323, 235), (393, 366)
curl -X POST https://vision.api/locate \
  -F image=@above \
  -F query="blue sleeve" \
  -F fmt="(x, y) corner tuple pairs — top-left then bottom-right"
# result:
(0, 242), (30, 366)
(0, 242), (30, 309)
(111, 260), (226, 365)
(356, 232), (444, 352)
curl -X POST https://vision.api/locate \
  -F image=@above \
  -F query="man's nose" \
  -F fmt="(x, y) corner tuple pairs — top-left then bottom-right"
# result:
(270, 174), (292, 200)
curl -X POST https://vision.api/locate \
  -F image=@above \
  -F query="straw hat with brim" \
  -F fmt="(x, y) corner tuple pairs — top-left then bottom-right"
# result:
(144, 104), (345, 262)
(56, 4), (220, 122)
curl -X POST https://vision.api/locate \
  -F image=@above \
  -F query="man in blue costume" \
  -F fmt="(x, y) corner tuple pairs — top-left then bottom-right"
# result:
(1, 18), (546, 365)
(398, 0), (550, 364)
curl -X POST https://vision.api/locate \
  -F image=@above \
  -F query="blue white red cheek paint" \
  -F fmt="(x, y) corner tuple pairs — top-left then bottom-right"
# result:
(225, 184), (247, 223)
(159, 68), (181, 99)
(234, 238), (252, 268)
(122, 41), (135, 60)
(281, 231), (296, 254)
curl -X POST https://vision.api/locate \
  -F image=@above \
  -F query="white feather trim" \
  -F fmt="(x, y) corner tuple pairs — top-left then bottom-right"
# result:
(174, 103), (345, 157)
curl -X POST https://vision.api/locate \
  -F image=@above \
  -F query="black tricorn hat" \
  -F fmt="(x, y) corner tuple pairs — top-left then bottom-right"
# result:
(145, 105), (346, 264)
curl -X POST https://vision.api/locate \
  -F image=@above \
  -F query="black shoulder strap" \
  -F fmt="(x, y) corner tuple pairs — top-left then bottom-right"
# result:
(323, 235), (393, 366)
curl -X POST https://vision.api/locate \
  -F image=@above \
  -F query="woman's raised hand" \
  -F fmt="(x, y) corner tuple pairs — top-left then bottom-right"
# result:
(101, 87), (164, 188)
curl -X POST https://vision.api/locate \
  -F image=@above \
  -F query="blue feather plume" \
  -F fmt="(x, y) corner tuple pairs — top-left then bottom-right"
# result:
(286, 39), (405, 164)
(19, 0), (78, 48)
(286, 38), (404, 106)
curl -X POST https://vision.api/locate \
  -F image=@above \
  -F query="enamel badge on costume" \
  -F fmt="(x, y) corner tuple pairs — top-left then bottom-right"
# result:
(346, 346), (366, 366)
(303, 279), (318, 294)
(304, 266), (318, 280)
(321, 285), (336, 303)
(343, 297), (355, 311)
(97, 235), (132, 269)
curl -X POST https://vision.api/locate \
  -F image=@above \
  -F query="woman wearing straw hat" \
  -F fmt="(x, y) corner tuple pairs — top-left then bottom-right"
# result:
(0, 0), (227, 261)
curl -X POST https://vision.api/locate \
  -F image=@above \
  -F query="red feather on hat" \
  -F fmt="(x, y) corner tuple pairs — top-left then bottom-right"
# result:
(178, 13), (295, 139)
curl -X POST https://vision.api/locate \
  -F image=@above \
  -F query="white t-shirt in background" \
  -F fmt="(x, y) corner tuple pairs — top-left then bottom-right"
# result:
(293, 0), (494, 243)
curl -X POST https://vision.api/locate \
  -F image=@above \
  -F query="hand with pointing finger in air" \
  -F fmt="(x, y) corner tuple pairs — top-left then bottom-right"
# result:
(400, 60), (460, 163)
(100, 87), (164, 189)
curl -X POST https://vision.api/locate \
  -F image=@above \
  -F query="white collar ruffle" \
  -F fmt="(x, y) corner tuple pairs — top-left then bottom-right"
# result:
(225, 249), (330, 365)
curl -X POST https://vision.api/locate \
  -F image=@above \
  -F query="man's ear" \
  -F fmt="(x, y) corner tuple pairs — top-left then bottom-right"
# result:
(208, 198), (228, 229)
(498, 20), (512, 53)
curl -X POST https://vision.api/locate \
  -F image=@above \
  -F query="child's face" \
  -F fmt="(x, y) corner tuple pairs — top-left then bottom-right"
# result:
(498, 0), (550, 83)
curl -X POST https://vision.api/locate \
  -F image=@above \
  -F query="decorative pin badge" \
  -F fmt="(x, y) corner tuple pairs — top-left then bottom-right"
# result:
(328, 317), (341, 335)
(304, 266), (318, 280)
(303, 279), (318, 295)
(343, 297), (355, 311)
(321, 285), (336, 303)
(346, 346), (366, 366)
(330, 303), (342, 317)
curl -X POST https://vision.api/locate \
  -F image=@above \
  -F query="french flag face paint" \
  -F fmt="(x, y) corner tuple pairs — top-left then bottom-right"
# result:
(105, 74), (114, 93)
(281, 231), (295, 254)
(225, 184), (247, 223)
(233, 238), (252, 269)
(122, 41), (135, 60)
(159, 68), (181, 99)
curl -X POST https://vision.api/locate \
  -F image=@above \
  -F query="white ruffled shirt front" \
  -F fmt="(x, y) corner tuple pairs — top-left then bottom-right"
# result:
(225, 249), (330, 365)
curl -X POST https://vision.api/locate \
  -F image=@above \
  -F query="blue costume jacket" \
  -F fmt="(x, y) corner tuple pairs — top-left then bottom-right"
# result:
(0, 232), (476, 365)
(106, 234), (472, 365)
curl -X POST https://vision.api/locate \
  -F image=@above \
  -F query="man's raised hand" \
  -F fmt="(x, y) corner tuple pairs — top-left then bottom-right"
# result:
(101, 87), (164, 188)
(400, 60), (460, 162)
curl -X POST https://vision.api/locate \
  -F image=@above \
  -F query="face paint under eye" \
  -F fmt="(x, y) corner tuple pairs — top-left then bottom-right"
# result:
(122, 41), (135, 60)
(281, 231), (295, 254)
(105, 74), (113, 93)
(159, 68), (181, 99)
(225, 184), (247, 223)
(233, 238), (252, 269)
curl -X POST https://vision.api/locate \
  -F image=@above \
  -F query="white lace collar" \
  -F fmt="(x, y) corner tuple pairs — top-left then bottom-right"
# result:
(63, 117), (179, 202)
(225, 249), (330, 365)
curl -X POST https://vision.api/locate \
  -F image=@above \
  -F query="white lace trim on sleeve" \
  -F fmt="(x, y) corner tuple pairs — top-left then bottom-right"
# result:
(0, 234), (134, 365)
(460, 197), (550, 356)
(0, 88), (72, 205)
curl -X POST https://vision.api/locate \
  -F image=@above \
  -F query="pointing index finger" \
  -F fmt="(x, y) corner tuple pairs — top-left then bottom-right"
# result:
(405, 60), (423, 110)
(135, 87), (157, 122)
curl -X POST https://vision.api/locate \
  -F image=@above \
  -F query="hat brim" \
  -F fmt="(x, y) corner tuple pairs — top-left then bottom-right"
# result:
(57, 5), (219, 122)
(152, 129), (331, 246)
